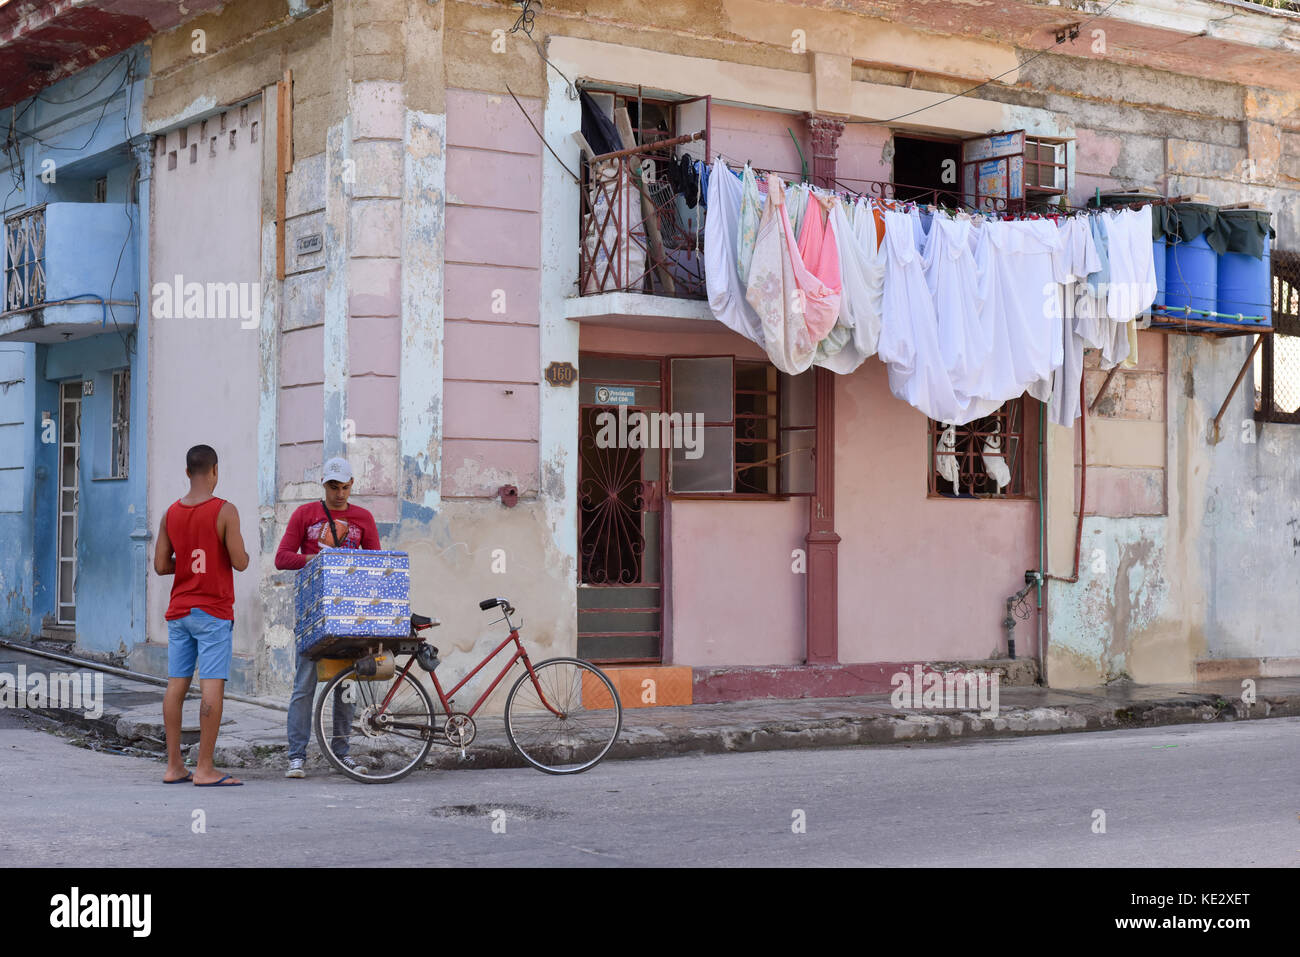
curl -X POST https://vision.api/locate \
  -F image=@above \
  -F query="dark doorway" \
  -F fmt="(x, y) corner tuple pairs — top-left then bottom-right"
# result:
(576, 355), (664, 664)
(892, 134), (962, 206)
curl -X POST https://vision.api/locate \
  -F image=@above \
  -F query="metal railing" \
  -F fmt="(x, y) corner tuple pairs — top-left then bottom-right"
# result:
(3, 205), (46, 312)
(578, 132), (707, 300)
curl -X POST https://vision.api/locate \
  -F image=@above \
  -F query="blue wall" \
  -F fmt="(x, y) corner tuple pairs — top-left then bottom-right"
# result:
(0, 49), (150, 653)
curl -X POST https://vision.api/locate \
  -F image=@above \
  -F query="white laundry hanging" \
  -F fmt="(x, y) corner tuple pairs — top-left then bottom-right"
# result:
(919, 212), (993, 401)
(1049, 215), (1102, 427)
(704, 156), (766, 348)
(879, 207), (993, 425)
(1105, 206), (1157, 323)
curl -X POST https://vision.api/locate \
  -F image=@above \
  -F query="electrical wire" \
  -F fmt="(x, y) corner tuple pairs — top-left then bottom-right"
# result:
(504, 82), (579, 183)
(105, 53), (138, 363)
(8, 54), (133, 153)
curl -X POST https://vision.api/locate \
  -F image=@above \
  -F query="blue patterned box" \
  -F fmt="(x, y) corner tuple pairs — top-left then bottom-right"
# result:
(300, 596), (409, 622)
(296, 612), (410, 655)
(294, 549), (411, 656)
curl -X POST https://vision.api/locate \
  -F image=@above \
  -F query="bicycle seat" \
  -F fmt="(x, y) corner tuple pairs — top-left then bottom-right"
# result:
(411, 613), (439, 630)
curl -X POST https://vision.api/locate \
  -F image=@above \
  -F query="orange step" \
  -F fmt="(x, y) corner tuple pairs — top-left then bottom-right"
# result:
(582, 665), (693, 709)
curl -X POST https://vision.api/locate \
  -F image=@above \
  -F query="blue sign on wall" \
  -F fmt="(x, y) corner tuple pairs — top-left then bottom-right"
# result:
(594, 385), (636, 406)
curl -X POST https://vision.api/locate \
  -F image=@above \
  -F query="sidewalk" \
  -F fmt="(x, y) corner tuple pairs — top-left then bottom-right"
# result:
(3, 644), (1297, 773)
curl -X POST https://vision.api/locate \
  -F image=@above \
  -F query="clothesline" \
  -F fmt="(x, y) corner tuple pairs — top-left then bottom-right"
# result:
(703, 157), (1162, 431)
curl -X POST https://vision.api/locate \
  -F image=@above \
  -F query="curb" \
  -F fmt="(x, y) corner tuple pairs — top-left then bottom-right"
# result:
(28, 689), (1300, 773)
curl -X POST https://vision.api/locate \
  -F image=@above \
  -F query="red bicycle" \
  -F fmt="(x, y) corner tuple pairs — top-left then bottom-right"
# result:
(313, 597), (623, 783)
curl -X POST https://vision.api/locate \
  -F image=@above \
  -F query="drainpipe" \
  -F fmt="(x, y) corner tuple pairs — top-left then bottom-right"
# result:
(1044, 377), (1089, 585)
(1024, 375), (1090, 684)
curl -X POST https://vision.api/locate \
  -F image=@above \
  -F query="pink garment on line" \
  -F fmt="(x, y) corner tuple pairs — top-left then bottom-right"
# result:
(785, 188), (842, 342)
(744, 175), (841, 374)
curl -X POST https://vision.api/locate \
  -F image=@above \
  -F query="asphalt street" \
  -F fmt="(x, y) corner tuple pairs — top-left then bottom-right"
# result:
(1, 709), (1296, 867)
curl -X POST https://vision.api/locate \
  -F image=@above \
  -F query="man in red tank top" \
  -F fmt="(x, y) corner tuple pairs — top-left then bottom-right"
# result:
(153, 444), (250, 786)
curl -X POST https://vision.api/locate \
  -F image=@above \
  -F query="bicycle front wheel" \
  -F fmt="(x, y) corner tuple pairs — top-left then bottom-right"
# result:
(315, 659), (437, 784)
(505, 657), (623, 774)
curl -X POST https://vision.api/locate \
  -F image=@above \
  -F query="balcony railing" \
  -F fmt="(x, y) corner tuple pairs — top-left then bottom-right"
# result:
(578, 132), (707, 301)
(575, 139), (1037, 306)
(0, 202), (138, 343)
(4, 205), (46, 311)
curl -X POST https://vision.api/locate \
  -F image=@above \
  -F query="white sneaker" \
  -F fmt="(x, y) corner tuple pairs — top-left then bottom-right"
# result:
(340, 756), (368, 775)
(285, 758), (306, 778)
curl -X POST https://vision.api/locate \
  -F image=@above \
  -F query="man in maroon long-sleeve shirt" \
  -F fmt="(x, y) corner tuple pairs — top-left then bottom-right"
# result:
(276, 456), (380, 776)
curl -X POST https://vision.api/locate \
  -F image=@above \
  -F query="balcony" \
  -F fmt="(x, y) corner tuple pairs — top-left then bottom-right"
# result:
(1, 203), (139, 344)
(568, 128), (1035, 333)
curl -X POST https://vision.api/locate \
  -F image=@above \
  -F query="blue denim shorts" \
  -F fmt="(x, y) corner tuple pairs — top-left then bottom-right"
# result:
(167, 609), (234, 681)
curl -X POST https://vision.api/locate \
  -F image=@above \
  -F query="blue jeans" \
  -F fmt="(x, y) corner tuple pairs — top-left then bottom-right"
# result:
(287, 649), (353, 761)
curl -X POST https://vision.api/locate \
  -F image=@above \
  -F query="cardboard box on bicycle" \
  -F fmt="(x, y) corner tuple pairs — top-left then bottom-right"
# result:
(294, 549), (411, 658)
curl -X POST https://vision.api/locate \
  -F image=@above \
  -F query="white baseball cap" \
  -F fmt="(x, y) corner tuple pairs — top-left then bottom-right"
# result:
(321, 457), (354, 485)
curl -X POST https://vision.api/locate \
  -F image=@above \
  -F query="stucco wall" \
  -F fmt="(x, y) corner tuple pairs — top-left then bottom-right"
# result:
(0, 49), (150, 652)
(836, 365), (1042, 663)
(146, 100), (265, 669)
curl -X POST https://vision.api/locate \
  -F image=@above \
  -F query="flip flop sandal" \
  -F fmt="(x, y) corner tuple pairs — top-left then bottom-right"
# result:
(163, 773), (194, 784)
(194, 775), (243, 787)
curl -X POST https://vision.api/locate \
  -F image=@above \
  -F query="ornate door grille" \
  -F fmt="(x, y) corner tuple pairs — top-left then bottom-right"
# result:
(577, 356), (664, 663)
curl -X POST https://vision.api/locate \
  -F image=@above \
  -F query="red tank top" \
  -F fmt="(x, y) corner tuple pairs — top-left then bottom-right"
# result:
(164, 497), (235, 621)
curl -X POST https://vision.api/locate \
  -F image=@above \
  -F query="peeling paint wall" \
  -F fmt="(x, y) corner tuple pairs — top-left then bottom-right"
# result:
(1035, 44), (1300, 684)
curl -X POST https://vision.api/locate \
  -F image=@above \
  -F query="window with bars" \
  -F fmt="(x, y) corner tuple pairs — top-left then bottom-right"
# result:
(110, 370), (130, 478)
(667, 356), (815, 497)
(928, 399), (1030, 498)
(1255, 250), (1300, 425)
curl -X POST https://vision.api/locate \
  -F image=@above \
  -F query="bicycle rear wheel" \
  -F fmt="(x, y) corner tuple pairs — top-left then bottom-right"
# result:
(505, 657), (623, 774)
(315, 660), (437, 784)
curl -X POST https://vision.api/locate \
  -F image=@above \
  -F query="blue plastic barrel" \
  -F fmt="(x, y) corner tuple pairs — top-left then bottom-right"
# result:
(1152, 236), (1166, 308)
(1165, 232), (1217, 316)
(1217, 225), (1271, 326)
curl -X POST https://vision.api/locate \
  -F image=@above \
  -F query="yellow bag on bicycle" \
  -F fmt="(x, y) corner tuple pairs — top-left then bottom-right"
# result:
(316, 654), (395, 682)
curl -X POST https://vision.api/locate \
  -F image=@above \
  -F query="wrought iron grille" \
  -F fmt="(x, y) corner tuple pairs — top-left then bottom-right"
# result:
(4, 205), (46, 312)
(928, 399), (1028, 498)
(1256, 250), (1300, 424)
(578, 140), (707, 300)
(111, 369), (130, 478)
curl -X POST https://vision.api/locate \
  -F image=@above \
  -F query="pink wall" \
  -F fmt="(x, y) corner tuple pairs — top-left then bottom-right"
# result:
(443, 88), (543, 497)
(580, 312), (1041, 666)
(579, 324), (806, 667)
(668, 498), (807, 666)
(836, 124), (892, 191)
(148, 101), (264, 657)
(834, 365), (1041, 662)
(710, 103), (805, 180)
